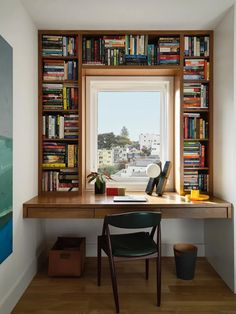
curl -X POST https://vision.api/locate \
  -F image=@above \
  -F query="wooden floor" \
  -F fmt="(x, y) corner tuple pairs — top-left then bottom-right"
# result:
(13, 257), (236, 314)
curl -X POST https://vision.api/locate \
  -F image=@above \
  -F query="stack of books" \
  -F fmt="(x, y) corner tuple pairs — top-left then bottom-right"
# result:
(183, 113), (208, 139)
(43, 84), (63, 110)
(42, 142), (78, 168)
(43, 60), (78, 81)
(42, 169), (79, 192)
(184, 59), (209, 80)
(43, 115), (64, 139)
(147, 44), (157, 65)
(42, 35), (77, 57)
(184, 171), (209, 192)
(64, 114), (78, 139)
(63, 85), (78, 110)
(184, 141), (205, 168)
(184, 36), (209, 57)
(82, 37), (105, 65)
(43, 114), (78, 139)
(183, 83), (208, 108)
(43, 142), (67, 168)
(157, 37), (180, 65)
(125, 35), (148, 65)
(104, 36), (126, 65)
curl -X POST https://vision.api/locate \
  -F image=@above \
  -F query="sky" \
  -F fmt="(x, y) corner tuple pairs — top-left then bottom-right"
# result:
(98, 91), (160, 141)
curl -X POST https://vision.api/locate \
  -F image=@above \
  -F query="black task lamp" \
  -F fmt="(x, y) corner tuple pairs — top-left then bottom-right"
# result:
(145, 161), (172, 196)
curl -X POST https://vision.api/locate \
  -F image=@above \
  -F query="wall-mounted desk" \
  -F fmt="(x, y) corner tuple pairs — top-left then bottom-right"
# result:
(23, 192), (232, 219)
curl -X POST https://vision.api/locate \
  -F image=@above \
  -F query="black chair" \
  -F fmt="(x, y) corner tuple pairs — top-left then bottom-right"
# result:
(97, 211), (162, 313)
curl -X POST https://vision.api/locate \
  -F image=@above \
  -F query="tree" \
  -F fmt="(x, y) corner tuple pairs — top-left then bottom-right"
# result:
(98, 132), (116, 149)
(141, 145), (151, 156)
(115, 135), (131, 147)
(120, 126), (129, 138)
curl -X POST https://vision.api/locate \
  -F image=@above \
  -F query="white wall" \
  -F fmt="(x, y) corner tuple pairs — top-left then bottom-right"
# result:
(0, 1), (45, 313)
(45, 219), (205, 257)
(205, 5), (235, 291)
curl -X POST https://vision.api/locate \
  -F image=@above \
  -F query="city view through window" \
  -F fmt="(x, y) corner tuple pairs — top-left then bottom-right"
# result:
(97, 91), (161, 183)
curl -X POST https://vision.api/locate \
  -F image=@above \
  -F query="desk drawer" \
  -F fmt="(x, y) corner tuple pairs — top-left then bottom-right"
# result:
(26, 207), (94, 218)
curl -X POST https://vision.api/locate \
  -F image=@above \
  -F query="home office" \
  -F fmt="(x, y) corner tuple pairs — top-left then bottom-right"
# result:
(1, 0), (236, 313)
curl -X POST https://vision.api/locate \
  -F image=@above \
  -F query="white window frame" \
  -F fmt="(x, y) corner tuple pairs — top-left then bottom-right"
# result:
(86, 76), (174, 191)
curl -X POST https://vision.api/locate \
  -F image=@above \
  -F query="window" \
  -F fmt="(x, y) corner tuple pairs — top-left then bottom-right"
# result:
(86, 76), (174, 190)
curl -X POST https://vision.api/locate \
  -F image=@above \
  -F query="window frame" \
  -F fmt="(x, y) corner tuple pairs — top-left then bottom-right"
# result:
(86, 76), (174, 191)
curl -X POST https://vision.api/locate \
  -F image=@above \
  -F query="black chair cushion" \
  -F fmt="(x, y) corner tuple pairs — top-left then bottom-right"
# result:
(99, 232), (157, 257)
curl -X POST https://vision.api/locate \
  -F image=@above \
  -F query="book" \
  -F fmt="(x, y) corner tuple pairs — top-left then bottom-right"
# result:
(113, 195), (147, 202)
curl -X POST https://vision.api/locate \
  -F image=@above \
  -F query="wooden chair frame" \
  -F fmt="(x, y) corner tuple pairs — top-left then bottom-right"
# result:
(97, 211), (162, 313)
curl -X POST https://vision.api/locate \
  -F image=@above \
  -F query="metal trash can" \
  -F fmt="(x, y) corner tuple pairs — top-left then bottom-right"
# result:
(173, 243), (198, 280)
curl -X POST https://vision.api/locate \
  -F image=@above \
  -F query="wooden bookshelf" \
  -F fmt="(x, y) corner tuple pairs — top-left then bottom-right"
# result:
(38, 31), (81, 194)
(38, 30), (213, 196)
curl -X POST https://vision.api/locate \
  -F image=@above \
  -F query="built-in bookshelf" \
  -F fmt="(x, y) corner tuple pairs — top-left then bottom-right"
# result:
(39, 31), (80, 193)
(38, 30), (213, 195)
(182, 33), (212, 194)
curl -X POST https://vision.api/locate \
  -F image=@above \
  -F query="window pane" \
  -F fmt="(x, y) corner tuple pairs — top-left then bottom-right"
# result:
(97, 91), (161, 182)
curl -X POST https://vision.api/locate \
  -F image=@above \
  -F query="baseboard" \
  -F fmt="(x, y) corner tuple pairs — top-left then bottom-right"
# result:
(0, 250), (46, 314)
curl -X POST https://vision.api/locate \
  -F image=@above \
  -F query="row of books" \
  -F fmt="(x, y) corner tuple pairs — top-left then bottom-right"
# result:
(183, 113), (208, 139)
(42, 35), (77, 57)
(82, 36), (180, 65)
(43, 142), (78, 168)
(43, 84), (78, 110)
(157, 37), (180, 65)
(183, 83), (208, 108)
(184, 36), (209, 57)
(184, 59), (210, 81)
(42, 169), (79, 192)
(43, 114), (78, 139)
(184, 141), (206, 168)
(184, 171), (209, 192)
(43, 60), (78, 81)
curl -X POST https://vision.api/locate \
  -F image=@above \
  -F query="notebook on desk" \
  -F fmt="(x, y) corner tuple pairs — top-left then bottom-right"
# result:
(113, 195), (147, 202)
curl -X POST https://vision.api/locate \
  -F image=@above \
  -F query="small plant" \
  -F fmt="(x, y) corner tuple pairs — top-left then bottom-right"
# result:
(87, 171), (112, 189)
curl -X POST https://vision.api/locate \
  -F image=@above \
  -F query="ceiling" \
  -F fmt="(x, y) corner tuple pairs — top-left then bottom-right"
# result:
(21, 0), (235, 30)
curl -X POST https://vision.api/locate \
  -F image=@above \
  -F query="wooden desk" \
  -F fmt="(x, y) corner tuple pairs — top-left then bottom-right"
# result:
(23, 192), (232, 219)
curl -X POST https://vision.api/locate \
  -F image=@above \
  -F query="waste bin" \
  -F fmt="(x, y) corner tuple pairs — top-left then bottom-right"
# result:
(173, 243), (197, 280)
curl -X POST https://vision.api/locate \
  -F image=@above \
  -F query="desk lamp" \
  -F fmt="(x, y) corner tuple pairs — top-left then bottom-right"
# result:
(145, 162), (162, 195)
(145, 161), (172, 196)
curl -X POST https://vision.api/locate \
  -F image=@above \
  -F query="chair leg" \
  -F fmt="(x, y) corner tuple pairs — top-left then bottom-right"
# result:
(157, 254), (161, 306)
(145, 259), (149, 280)
(108, 254), (119, 313)
(97, 237), (101, 286)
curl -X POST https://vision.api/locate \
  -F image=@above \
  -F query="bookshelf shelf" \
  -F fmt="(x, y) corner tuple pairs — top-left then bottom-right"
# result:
(42, 56), (78, 60)
(184, 167), (209, 170)
(38, 29), (213, 196)
(183, 80), (210, 83)
(82, 64), (181, 70)
(183, 108), (209, 112)
(42, 138), (78, 142)
(43, 109), (79, 113)
(184, 56), (210, 59)
(184, 139), (209, 141)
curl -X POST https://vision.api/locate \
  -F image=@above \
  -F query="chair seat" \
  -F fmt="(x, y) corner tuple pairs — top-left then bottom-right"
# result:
(99, 232), (157, 257)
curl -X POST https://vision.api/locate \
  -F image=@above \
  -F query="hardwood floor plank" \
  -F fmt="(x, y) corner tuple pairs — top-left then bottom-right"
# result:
(12, 258), (236, 314)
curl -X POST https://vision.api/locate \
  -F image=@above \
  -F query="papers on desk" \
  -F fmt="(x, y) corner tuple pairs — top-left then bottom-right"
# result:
(113, 195), (147, 202)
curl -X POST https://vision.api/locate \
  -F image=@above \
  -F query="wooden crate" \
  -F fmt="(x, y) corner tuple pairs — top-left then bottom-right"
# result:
(48, 237), (85, 277)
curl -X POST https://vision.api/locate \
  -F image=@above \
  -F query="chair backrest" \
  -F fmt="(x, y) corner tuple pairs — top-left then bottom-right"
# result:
(105, 211), (161, 229)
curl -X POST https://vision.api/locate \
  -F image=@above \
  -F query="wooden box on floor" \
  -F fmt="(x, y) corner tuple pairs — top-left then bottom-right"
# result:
(48, 237), (85, 277)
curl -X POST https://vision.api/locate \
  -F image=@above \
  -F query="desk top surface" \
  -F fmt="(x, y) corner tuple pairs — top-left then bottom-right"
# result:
(23, 192), (232, 219)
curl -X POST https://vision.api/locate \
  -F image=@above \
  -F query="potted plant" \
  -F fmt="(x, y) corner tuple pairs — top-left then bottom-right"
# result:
(87, 171), (112, 194)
